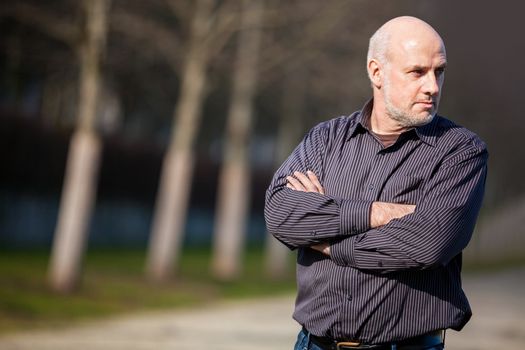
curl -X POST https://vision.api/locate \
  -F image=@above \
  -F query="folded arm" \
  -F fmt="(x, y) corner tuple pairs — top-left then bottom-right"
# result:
(329, 143), (488, 272)
(264, 122), (416, 250)
(284, 172), (415, 255)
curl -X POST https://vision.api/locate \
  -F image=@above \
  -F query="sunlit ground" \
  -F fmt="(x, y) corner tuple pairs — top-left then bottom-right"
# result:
(0, 266), (523, 350)
(0, 248), (296, 334)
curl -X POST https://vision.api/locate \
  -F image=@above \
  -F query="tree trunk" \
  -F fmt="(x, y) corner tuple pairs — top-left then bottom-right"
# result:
(48, 0), (110, 293)
(146, 0), (214, 282)
(211, 0), (263, 280)
(265, 65), (306, 279)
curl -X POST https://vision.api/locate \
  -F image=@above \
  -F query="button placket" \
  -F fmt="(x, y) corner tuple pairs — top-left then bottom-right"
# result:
(369, 151), (389, 200)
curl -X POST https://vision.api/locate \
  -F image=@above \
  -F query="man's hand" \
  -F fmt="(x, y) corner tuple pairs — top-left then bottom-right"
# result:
(370, 201), (416, 228)
(286, 171), (325, 194)
(311, 243), (330, 256)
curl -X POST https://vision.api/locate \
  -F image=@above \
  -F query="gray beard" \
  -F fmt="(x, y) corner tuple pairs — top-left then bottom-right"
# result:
(382, 74), (437, 128)
(385, 101), (435, 128)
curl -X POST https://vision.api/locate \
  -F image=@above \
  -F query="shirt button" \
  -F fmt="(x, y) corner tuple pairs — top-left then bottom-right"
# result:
(347, 295), (353, 301)
(368, 184), (375, 191)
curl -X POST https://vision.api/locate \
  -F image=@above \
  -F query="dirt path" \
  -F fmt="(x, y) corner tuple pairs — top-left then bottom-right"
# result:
(1, 268), (523, 350)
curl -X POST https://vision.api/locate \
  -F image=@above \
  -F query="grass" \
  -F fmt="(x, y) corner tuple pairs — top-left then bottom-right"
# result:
(2, 247), (521, 336)
(0, 247), (297, 334)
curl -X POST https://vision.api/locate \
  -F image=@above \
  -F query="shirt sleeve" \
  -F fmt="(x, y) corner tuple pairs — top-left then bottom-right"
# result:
(330, 139), (488, 272)
(264, 121), (373, 249)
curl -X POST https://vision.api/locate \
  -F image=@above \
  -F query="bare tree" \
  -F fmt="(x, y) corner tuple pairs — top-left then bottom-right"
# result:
(140, 0), (240, 282)
(49, 0), (111, 293)
(144, 0), (214, 282)
(211, 0), (264, 280)
(2, 0), (111, 292)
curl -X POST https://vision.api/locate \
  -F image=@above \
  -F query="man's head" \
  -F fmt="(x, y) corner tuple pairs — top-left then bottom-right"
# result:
(367, 16), (447, 130)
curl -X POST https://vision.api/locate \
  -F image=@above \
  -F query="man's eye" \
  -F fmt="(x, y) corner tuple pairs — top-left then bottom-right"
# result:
(410, 70), (423, 76)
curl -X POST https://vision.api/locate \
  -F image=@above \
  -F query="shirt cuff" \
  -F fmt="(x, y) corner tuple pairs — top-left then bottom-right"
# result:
(330, 236), (356, 267)
(339, 199), (372, 235)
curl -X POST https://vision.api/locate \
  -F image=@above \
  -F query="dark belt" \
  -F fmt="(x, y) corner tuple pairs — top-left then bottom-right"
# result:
(305, 328), (445, 350)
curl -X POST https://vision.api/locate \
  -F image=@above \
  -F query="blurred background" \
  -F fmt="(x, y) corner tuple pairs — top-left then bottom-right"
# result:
(1, 0), (524, 345)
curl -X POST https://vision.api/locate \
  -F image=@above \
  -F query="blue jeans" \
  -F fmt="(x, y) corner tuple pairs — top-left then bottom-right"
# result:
(294, 328), (445, 350)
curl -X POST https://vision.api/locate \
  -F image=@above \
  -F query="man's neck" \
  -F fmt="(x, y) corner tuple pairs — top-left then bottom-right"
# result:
(370, 107), (408, 136)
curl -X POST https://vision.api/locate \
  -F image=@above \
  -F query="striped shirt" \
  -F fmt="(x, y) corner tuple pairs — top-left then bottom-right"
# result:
(264, 99), (488, 344)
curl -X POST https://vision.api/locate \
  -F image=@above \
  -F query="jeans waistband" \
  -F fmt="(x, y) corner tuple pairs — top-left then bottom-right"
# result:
(302, 327), (445, 350)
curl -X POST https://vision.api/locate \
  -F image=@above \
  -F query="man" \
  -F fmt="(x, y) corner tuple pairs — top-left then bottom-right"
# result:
(264, 16), (488, 350)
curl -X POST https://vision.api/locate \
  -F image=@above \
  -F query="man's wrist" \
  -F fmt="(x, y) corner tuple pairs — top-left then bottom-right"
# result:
(370, 201), (416, 227)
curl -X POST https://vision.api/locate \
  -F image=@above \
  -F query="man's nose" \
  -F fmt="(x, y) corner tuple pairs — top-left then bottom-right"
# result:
(423, 72), (440, 96)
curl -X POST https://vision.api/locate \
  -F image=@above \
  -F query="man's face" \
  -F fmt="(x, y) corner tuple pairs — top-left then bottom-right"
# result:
(381, 37), (447, 128)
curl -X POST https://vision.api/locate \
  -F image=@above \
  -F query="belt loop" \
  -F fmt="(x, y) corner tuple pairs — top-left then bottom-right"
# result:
(303, 329), (311, 350)
(391, 344), (397, 350)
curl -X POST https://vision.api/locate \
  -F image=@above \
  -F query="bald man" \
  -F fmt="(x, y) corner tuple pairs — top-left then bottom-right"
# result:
(265, 16), (488, 350)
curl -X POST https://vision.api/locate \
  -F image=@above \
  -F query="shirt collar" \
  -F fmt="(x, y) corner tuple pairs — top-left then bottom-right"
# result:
(347, 97), (438, 147)
(347, 98), (373, 140)
(414, 116), (438, 147)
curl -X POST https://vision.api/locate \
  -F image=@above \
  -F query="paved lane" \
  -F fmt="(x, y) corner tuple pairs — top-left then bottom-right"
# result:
(0, 267), (523, 350)
(445, 267), (525, 350)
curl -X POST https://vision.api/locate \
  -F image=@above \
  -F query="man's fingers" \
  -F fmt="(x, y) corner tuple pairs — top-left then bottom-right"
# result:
(286, 171), (325, 194)
(307, 171), (325, 195)
(286, 176), (306, 191)
(293, 171), (318, 192)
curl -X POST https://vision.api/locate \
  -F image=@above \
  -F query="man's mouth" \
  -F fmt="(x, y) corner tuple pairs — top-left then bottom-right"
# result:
(416, 101), (434, 108)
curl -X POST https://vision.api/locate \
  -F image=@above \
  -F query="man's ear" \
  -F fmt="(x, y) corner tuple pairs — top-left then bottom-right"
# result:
(367, 59), (382, 88)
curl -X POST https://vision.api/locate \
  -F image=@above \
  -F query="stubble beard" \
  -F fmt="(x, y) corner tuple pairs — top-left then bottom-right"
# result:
(383, 80), (436, 128)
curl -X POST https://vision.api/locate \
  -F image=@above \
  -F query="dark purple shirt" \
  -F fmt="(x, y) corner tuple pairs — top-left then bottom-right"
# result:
(264, 99), (488, 343)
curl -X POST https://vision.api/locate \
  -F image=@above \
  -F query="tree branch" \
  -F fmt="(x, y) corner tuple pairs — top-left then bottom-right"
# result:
(111, 9), (183, 73)
(3, 2), (79, 47)
(258, 1), (353, 84)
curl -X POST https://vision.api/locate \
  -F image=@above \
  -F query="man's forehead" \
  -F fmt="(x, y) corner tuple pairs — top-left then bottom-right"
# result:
(389, 39), (446, 65)
(403, 54), (447, 67)
(399, 35), (445, 52)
